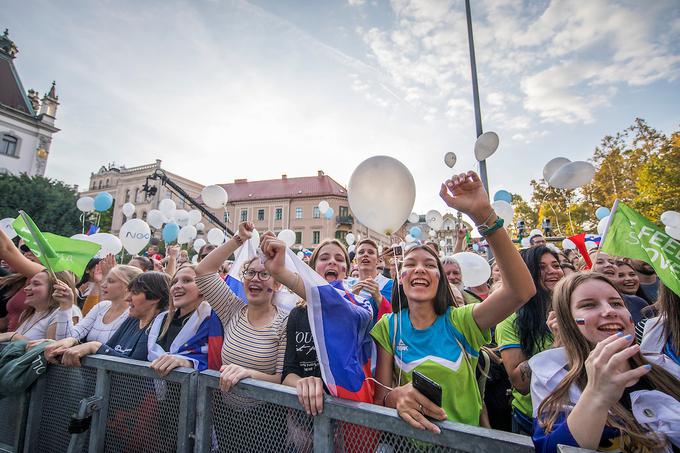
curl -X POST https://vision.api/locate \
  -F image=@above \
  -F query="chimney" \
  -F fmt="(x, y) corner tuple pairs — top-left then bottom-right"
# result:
(317, 170), (324, 177)
(235, 178), (247, 184)
(281, 174), (287, 180)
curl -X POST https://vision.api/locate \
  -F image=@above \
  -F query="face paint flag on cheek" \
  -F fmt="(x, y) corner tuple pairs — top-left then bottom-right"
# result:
(575, 318), (586, 325)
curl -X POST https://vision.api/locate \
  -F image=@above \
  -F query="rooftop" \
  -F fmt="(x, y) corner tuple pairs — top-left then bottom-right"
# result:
(218, 171), (347, 203)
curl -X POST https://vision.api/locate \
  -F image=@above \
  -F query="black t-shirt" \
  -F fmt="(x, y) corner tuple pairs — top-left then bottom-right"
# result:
(156, 310), (193, 352)
(282, 306), (321, 381)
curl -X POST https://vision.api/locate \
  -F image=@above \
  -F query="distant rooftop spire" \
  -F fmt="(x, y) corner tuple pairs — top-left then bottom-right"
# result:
(47, 81), (57, 99)
(0, 27), (18, 58)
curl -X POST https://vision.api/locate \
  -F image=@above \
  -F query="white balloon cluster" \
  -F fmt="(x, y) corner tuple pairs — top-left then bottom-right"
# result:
(543, 157), (596, 190)
(661, 210), (680, 240)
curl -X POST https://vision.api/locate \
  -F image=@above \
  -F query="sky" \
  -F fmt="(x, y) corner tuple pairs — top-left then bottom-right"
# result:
(3, 0), (680, 216)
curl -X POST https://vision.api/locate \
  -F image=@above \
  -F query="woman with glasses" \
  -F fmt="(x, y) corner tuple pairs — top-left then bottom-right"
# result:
(194, 222), (288, 391)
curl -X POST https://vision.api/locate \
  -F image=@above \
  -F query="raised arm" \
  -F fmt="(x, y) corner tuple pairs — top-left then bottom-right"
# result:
(195, 222), (253, 277)
(0, 228), (44, 278)
(259, 232), (305, 299)
(440, 171), (535, 331)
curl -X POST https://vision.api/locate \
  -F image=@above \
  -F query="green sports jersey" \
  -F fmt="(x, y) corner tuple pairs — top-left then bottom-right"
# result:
(496, 312), (553, 417)
(371, 304), (490, 426)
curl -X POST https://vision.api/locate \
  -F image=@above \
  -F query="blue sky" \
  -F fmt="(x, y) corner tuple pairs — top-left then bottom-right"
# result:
(3, 0), (680, 214)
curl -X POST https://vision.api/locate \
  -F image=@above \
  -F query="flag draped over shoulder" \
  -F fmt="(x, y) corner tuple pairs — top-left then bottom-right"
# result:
(286, 248), (375, 403)
(12, 212), (101, 279)
(601, 201), (680, 297)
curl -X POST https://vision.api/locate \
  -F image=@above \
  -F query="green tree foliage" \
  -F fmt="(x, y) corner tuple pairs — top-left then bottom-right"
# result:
(0, 174), (82, 236)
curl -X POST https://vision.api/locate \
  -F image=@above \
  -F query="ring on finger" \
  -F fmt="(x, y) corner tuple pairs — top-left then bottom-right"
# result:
(419, 403), (424, 415)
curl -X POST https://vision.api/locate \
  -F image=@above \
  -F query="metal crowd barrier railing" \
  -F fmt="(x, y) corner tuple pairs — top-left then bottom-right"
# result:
(0, 352), (595, 453)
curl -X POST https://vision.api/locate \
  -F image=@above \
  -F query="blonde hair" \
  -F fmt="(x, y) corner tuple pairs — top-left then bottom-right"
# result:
(107, 265), (143, 287)
(18, 270), (77, 327)
(537, 273), (680, 452)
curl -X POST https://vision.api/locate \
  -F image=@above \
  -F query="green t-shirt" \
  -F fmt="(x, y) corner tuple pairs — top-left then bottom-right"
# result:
(370, 304), (491, 426)
(496, 312), (553, 417)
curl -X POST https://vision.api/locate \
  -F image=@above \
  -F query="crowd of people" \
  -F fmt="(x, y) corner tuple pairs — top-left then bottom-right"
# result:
(0, 170), (678, 452)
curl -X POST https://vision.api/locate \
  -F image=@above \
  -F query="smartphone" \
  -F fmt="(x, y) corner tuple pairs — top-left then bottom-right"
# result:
(391, 245), (403, 256)
(412, 370), (442, 407)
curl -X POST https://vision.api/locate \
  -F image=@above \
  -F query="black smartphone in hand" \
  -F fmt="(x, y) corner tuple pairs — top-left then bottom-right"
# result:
(412, 370), (442, 407)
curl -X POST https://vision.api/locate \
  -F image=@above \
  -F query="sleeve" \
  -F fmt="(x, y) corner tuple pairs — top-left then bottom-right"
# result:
(532, 414), (579, 453)
(496, 314), (521, 351)
(634, 318), (648, 344)
(195, 273), (245, 329)
(49, 309), (73, 340)
(275, 314), (288, 374)
(370, 313), (394, 355)
(449, 304), (492, 352)
(98, 329), (149, 361)
(71, 302), (106, 340)
(282, 309), (303, 380)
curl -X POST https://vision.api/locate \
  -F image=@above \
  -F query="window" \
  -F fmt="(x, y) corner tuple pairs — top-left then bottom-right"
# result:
(105, 179), (109, 187)
(275, 208), (283, 221)
(313, 231), (320, 244)
(142, 211), (147, 221)
(295, 208), (303, 219)
(98, 181), (102, 189)
(240, 209), (248, 222)
(224, 212), (230, 223)
(313, 207), (320, 219)
(134, 188), (139, 203)
(0, 135), (18, 157)
(339, 206), (349, 217)
(295, 231), (302, 244)
(257, 209), (265, 221)
(335, 230), (347, 241)
(125, 189), (130, 203)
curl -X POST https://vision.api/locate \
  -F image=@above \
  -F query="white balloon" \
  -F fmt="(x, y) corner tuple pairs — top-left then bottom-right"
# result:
(121, 202), (136, 218)
(119, 219), (151, 255)
(348, 156), (416, 235)
(439, 239), (446, 246)
(345, 233), (355, 245)
(195, 222), (205, 232)
(188, 210), (202, 225)
(174, 209), (190, 228)
(159, 199), (176, 215)
(76, 197), (95, 213)
(408, 212), (420, 224)
(520, 237), (531, 248)
(474, 131), (500, 161)
(562, 238), (576, 250)
(348, 244), (356, 254)
(543, 157), (571, 182)
(201, 185), (228, 209)
(585, 241), (598, 251)
(70, 233), (88, 241)
(405, 234), (415, 243)
(597, 215), (610, 236)
(549, 161), (596, 190)
(428, 229), (437, 237)
(0, 218), (17, 239)
(452, 252), (491, 287)
(278, 229), (296, 248)
(444, 152), (457, 168)
(206, 228), (225, 245)
(297, 251), (305, 259)
(425, 210), (443, 231)
(661, 211), (680, 228)
(88, 233), (122, 257)
(491, 200), (514, 224)
(193, 238), (206, 253)
(665, 225), (680, 241)
(251, 228), (261, 248)
(147, 209), (166, 229)
(178, 225), (197, 244)
(318, 201), (330, 214)
(529, 229), (543, 238)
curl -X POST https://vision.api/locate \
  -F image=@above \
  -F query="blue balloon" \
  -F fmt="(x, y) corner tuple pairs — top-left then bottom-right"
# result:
(93, 192), (113, 212)
(325, 207), (334, 219)
(409, 226), (422, 238)
(162, 223), (179, 242)
(493, 190), (513, 204)
(595, 207), (610, 220)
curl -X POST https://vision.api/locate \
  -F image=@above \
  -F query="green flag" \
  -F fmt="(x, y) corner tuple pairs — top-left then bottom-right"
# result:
(600, 201), (680, 297)
(12, 211), (101, 279)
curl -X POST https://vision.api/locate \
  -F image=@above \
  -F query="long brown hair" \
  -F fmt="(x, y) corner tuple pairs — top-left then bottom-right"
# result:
(159, 264), (201, 340)
(18, 270), (77, 327)
(296, 239), (350, 308)
(537, 273), (680, 452)
(657, 283), (680, 356)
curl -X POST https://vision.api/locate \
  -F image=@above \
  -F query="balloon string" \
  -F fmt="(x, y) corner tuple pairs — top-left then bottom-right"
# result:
(80, 213), (85, 234)
(390, 242), (405, 389)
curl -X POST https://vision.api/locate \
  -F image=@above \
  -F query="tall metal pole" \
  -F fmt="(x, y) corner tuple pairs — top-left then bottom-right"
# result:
(464, 0), (489, 196)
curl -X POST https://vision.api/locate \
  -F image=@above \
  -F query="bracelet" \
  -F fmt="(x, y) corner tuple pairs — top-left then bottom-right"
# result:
(9, 332), (17, 342)
(478, 217), (505, 237)
(233, 234), (243, 246)
(476, 209), (496, 228)
(383, 389), (394, 407)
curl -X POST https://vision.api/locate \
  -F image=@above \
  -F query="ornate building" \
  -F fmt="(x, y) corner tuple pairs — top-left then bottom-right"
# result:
(0, 29), (59, 176)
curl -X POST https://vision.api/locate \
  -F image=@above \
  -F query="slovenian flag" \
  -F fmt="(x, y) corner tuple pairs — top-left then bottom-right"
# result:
(86, 224), (100, 236)
(568, 233), (602, 270)
(285, 249), (374, 403)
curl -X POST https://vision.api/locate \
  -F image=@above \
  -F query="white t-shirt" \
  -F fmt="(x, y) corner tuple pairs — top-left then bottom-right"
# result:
(16, 308), (70, 341)
(66, 300), (129, 344)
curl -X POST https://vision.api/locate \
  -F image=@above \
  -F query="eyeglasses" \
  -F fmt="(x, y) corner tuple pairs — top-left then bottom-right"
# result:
(19, 244), (32, 254)
(242, 269), (271, 281)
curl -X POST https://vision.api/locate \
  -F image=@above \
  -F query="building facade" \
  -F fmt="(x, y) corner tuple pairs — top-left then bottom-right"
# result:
(0, 29), (60, 176)
(219, 171), (389, 250)
(80, 160), (211, 234)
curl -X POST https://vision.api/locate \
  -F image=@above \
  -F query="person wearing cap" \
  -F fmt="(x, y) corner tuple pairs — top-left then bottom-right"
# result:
(529, 229), (547, 247)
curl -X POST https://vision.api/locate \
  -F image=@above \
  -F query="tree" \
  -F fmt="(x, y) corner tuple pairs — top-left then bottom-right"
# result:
(0, 174), (82, 235)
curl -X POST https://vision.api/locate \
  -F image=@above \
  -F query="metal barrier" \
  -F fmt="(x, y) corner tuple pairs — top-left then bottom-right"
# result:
(0, 351), (599, 452)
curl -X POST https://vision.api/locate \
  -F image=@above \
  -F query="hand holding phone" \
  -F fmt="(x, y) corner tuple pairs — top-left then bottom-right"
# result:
(412, 370), (442, 407)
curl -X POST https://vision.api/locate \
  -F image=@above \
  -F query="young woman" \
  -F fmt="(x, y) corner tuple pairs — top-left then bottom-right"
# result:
(59, 272), (170, 365)
(592, 252), (648, 323)
(371, 171), (536, 433)
(194, 222), (288, 391)
(147, 265), (223, 375)
(639, 283), (680, 379)
(496, 245), (564, 434)
(614, 260), (653, 304)
(43, 265), (142, 361)
(76, 258), (101, 309)
(530, 273), (680, 452)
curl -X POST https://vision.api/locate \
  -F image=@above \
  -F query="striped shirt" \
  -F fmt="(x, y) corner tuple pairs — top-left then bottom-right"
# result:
(196, 273), (287, 374)
(66, 300), (129, 344)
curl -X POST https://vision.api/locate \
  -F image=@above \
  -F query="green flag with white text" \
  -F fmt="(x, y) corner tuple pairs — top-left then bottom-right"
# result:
(12, 211), (101, 279)
(600, 201), (680, 297)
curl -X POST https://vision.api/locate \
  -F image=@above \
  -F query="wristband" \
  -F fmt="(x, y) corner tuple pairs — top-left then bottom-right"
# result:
(9, 332), (17, 342)
(233, 234), (243, 246)
(382, 389), (394, 407)
(478, 217), (504, 237)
